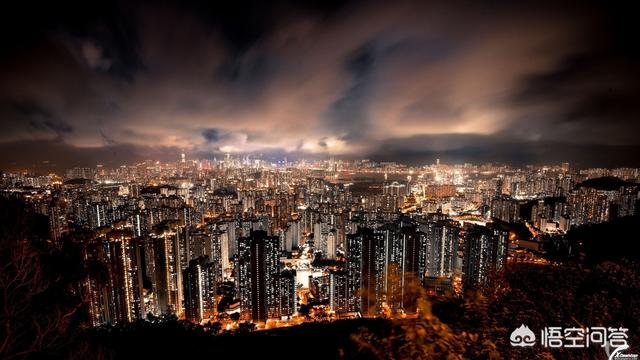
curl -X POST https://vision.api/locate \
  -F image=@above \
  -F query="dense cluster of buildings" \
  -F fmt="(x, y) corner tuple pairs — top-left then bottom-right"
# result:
(1, 157), (638, 327)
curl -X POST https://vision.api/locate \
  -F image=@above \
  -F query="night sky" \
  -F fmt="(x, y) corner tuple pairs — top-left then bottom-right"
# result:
(1, 0), (639, 170)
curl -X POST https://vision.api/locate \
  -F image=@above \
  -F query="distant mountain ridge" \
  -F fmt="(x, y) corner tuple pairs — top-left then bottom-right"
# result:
(575, 176), (637, 191)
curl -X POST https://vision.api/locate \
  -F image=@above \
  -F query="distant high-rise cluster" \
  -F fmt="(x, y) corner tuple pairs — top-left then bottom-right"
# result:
(1, 157), (638, 326)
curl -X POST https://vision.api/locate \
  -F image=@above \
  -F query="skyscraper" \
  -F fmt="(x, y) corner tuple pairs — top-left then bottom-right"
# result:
(347, 228), (385, 316)
(425, 220), (460, 278)
(346, 231), (362, 313)
(183, 256), (217, 323)
(278, 269), (297, 318)
(48, 199), (67, 242)
(236, 234), (252, 319)
(88, 202), (108, 229)
(85, 233), (144, 325)
(329, 270), (349, 313)
(462, 224), (508, 290)
(378, 219), (427, 313)
(326, 230), (336, 259)
(237, 230), (282, 321)
(249, 231), (281, 321)
(148, 228), (183, 315)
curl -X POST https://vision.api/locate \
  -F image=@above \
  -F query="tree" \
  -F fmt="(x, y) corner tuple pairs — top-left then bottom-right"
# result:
(0, 197), (88, 359)
(204, 321), (222, 335)
(352, 266), (501, 360)
(237, 322), (256, 334)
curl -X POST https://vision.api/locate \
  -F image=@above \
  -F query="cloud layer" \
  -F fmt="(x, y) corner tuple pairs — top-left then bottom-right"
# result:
(1, 1), (639, 170)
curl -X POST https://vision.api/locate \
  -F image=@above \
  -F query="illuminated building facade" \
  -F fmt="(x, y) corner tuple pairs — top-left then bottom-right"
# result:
(85, 234), (144, 325)
(183, 256), (217, 323)
(462, 224), (508, 290)
(424, 220), (460, 278)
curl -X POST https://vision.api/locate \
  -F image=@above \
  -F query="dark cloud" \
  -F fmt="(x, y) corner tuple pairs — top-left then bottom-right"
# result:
(0, 140), (180, 172)
(178, 0), (349, 54)
(99, 130), (118, 146)
(324, 42), (378, 140)
(202, 128), (221, 143)
(502, 0), (640, 146)
(14, 102), (73, 135)
(369, 134), (640, 168)
(0, 0), (638, 170)
(1, 101), (73, 140)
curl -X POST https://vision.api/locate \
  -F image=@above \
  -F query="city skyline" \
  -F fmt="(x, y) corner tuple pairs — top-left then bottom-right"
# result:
(4, 152), (637, 332)
(1, 1), (640, 170)
(7, 152), (635, 177)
